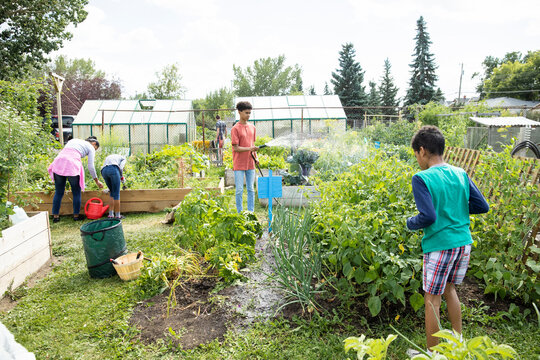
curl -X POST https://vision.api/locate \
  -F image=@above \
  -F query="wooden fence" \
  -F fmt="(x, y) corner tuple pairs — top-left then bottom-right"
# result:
(444, 146), (540, 263)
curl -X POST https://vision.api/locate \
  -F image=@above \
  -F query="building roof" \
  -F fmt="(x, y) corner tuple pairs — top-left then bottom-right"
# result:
(73, 99), (193, 125)
(469, 116), (540, 127)
(484, 97), (539, 109)
(234, 95), (346, 121)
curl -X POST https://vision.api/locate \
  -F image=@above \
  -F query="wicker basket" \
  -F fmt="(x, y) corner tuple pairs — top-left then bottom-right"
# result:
(112, 252), (143, 281)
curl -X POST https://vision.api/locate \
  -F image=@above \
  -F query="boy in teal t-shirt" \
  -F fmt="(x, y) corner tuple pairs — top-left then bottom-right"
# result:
(406, 126), (489, 355)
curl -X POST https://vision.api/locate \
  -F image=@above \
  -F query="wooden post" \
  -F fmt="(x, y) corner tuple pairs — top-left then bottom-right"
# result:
(202, 112), (206, 155)
(301, 108), (304, 133)
(178, 158), (184, 188)
(51, 73), (65, 146)
(7, 121), (11, 201)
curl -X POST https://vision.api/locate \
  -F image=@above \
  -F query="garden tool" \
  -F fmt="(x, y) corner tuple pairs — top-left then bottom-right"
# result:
(251, 152), (264, 177)
(84, 197), (110, 220)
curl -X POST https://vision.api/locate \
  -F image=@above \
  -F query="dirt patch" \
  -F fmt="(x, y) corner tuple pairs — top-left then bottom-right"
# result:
(130, 277), (233, 349)
(457, 277), (510, 314)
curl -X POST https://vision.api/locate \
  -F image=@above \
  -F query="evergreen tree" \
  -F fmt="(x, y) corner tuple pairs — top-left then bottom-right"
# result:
(433, 88), (445, 103)
(404, 16), (439, 107)
(308, 85), (316, 95)
(378, 58), (399, 117)
(331, 43), (367, 117)
(366, 81), (380, 115)
(323, 82), (332, 95)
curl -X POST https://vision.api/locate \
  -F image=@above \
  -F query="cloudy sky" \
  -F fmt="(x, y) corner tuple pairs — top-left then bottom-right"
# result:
(54, 0), (540, 102)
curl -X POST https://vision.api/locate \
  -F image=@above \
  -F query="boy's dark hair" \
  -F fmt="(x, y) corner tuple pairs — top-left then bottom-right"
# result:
(411, 125), (445, 155)
(85, 136), (100, 149)
(236, 101), (252, 112)
(216, 115), (221, 120)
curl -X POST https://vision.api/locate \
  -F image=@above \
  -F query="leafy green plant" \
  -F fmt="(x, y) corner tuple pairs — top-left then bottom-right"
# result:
(289, 148), (319, 166)
(310, 151), (423, 316)
(346, 329), (517, 360)
(469, 145), (540, 303)
(269, 207), (323, 313)
(173, 190), (262, 283)
(344, 334), (397, 360)
(136, 249), (203, 300)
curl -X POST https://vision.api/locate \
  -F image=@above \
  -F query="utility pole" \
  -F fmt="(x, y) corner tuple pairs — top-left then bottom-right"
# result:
(51, 72), (65, 145)
(457, 63), (464, 105)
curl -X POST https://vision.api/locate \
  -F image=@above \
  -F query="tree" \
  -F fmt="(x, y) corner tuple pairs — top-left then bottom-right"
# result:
(331, 43), (367, 113)
(41, 56), (121, 115)
(378, 59), (399, 117)
(193, 87), (235, 128)
(473, 52), (526, 97)
(404, 16), (439, 107)
(366, 81), (380, 115)
(147, 63), (185, 99)
(308, 86), (316, 95)
(0, 0), (88, 80)
(232, 55), (303, 96)
(323, 82), (332, 95)
(481, 50), (540, 101)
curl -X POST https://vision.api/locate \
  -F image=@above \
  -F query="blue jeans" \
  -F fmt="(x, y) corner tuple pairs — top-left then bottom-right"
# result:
(234, 169), (255, 213)
(101, 165), (121, 200)
(52, 174), (81, 215)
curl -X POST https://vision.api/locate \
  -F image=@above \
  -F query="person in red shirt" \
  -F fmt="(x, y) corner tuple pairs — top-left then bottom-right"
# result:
(231, 101), (259, 212)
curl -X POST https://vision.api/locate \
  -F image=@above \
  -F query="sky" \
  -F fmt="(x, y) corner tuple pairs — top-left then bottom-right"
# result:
(53, 0), (540, 103)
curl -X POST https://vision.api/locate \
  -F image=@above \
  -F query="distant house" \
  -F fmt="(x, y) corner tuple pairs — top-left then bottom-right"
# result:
(483, 97), (540, 115)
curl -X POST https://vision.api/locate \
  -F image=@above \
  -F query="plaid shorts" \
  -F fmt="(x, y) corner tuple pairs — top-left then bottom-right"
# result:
(423, 244), (471, 295)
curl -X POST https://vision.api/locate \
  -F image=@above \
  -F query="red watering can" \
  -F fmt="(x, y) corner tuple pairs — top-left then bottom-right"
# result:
(84, 197), (110, 220)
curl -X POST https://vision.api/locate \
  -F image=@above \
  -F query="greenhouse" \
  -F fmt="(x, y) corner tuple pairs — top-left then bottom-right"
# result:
(234, 95), (347, 138)
(72, 99), (196, 154)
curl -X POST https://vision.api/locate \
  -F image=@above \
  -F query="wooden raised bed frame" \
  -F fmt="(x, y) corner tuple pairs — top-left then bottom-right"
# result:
(17, 178), (224, 215)
(0, 211), (52, 297)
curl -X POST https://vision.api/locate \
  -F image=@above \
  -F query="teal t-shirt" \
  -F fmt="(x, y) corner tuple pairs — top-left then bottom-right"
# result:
(416, 165), (472, 253)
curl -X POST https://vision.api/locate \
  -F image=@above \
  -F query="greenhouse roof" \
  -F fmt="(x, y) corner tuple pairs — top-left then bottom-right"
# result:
(73, 99), (193, 125)
(234, 95), (346, 121)
(469, 116), (540, 127)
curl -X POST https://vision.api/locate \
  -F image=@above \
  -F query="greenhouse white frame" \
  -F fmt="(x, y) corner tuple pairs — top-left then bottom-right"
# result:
(72, 99), (196, 154)
(234, 95), (347, 138)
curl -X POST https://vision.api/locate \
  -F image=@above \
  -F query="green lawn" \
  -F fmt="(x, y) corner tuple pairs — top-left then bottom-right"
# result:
(1, 209), (538, 359)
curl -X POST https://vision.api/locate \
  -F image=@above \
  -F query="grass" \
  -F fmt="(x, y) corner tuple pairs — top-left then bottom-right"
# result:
(1, 211), (539, 359)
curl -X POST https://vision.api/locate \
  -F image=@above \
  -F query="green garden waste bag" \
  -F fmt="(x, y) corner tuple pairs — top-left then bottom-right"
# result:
(80, 219), (127, 278)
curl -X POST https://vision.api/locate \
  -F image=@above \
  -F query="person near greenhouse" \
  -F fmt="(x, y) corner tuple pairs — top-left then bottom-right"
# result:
(231, 101), (259, 213)
(101, 154), (127, 219)
(215, 115), (227, 164)
(406, 125), (489, 357)
(48, 136), (104, 223)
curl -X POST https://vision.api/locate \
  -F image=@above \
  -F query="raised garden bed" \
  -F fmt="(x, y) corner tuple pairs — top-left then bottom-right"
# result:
(17, 178), (224, 215)
(0, 211), (52, 298)
(259, 185), (320, 207)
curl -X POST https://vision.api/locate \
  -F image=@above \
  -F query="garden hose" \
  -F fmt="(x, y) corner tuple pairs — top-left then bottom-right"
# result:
(511, 141), (540, 159)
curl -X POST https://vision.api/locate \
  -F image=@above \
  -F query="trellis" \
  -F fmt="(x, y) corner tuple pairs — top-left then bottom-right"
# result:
(444, 146), (540, 264)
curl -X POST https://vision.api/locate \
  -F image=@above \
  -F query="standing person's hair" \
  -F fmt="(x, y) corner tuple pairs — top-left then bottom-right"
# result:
(216, 115), (221, 120)
(86, 136), (100, 149)
(411, 126), (445, 155)
(236, 101), (252, 112)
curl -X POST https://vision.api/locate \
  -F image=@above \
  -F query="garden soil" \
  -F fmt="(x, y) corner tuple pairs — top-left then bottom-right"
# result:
(129, 231), (287, 349)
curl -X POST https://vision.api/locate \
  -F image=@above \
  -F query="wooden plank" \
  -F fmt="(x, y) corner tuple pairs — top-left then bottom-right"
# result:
(0, 212), (49, 253)
(27, 199), (190, 215)
(0, 246), (50, 297)
(17, 188), (202, 214)
(0, 229), (50, 278)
